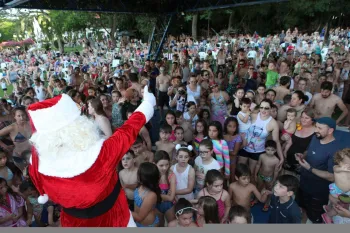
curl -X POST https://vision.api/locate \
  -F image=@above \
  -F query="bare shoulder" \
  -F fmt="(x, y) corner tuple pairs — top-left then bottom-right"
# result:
(155, 141), (160, 146)
(167, 220), (177, 227)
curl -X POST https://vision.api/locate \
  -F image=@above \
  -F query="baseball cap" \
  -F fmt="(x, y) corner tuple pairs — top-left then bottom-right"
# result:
(315, 117), (336, 129)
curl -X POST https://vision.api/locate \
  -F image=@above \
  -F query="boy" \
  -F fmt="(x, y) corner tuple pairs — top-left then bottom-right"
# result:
(265, 62), (279, 89)
(155, 125), (176, 157)
(269, 175), (301, 223)
(229, 163), (271, 212)
(131, 136), (154, 167)
(237, 98), (252, 138)
(175, 110), (194, 143)
(253, 140), (280, 211)
(119, 151), (138, 211)
(273, 76), (291, 106)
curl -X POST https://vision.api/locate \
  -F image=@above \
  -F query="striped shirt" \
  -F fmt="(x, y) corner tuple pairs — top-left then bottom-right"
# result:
(212, 139), (230, 176)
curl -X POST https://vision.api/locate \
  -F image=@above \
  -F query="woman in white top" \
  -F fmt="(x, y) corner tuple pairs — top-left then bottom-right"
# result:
(88, 98), (112, 138)
(186, 76), (201, 103)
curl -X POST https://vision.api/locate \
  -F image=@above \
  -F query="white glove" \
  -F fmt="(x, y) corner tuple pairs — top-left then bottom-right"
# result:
(142, 85), (156, 108)
(134, 85), (156, 123)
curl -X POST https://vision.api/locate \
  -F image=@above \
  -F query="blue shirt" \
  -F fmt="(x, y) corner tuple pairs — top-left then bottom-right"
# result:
(300, 136), (343, 199)
(269, 195), (301, 223)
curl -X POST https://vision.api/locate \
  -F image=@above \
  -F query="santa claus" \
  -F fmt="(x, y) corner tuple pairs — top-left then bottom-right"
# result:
(27, 86), (156, 227)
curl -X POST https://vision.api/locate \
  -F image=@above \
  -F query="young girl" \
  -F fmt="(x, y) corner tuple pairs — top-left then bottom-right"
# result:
(194, 139), (220, 193)
(171, 145), (195, 201)
(229, 88), (245, 117)
(208, 121), (230, 179)
(228, 205), (252, 224)
(119, 151), (138, 211)
(223, 117), (242, 182)
(193, 119), (208, 157)
(0, 178), (26, 227)
(196, 196), (220, 226)
(0, 151), (13, 186)
(198, 109), (211, 125)
(132, 162), (161, 227)
(175, 111), (194, 143)
(183, 101), (199, 129)
(154, 150), (176, 225)
(168, 198), (198, 227)
(173, 126), (187, 146)
(164, 110), (178, 142)
(196, 169), (231, 223)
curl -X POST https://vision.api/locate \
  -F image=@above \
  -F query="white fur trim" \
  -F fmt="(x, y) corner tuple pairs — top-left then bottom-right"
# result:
(38, 194), (49, 204)
(134, 101), (154, 123)
(127, 210), (137, 227)
(37, 139), (105, 178)
(29, 155), (32, 165)
(28, 94), (81, 133)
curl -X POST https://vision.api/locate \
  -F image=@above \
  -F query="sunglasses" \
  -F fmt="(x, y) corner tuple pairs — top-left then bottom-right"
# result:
(260, 106), (271, 110)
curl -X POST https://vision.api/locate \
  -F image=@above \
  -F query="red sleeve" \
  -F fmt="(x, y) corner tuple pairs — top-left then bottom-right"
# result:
(101, 111), (146, 171)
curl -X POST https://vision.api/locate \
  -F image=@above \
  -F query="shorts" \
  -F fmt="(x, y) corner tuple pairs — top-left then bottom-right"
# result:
(296, 187), (328, 223)
(157, 90), (169, 107)
(282, 129), (293, 137)
(156, 201), (173, 214)
(329, 183), (350, 197)
(258, 172), (273, 182)
(239, 149), (264, 161)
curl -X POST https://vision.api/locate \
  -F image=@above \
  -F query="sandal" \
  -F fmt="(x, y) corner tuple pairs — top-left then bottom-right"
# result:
(262, 204), (269, 212)
(321, 213), (333, 224)
(250, 200), (257, 207)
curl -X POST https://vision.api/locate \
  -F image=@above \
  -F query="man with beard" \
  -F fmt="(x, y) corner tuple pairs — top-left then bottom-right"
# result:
(294, 117), (345, 223)
(310, 81), (348, 125)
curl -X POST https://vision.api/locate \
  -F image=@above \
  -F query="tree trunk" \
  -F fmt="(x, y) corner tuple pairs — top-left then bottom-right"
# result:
(57, 36), (64, 54)
(109, 13), (117, 49)
(228, 11), (234, 30)
(192, 13), (198, 40)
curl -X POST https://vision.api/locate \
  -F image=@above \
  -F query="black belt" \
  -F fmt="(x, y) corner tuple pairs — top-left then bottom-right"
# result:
(63, 179), (121, 219)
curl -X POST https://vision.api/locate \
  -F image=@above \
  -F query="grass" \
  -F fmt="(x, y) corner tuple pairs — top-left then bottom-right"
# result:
(64, 46), (83, 53)
(0, 84), (14, 98)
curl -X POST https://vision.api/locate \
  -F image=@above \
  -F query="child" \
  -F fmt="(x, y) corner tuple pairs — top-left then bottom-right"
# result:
(322, 148), (350, 224)
(1, 78), (8, 98)
(193, 119), (208, 157)
(154, 150), (176, 225)
(265, 62), (279, 89)
(208, 121), (230, 179)
(229, 88), (245, 117)
(223, 117), (242, 182)
(196, 196), (220, 226)
(126, 110), (152, 151)
(40, 200), (61, 227)
(156, 125), (176, 158)
(0, 151), (13, 186)
(171, 145), (195, 201)
(132, 136), (154, 167)
(237, 98), (252, 139)
(175, 111), (194, 143)
(19, 181), (43, 227)
(132, 162), (161, 227)
(269, 175), (301, 223)
(194, 139), (221, 193)
(168, 198), (198, 227)
(228, 163), (270, 212)
(196, 169), (231, 223)
(164, 110), (178, 142)
(173, 126), (187, 146)
(253, 140), (280, 211)
(281, 108), (297, 143)
(228, 205), (251, 224)
(183, 101), (199, 129)
(198, 109), (211, 125)
(119, 151), (138, 211)
(0, 178), (27, 227)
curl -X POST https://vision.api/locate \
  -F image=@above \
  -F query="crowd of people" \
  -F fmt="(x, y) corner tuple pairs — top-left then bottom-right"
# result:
(0, 26), (350, 227)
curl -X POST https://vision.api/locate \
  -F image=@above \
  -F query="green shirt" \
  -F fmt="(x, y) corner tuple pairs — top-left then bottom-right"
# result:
(265, 70), (279, 88)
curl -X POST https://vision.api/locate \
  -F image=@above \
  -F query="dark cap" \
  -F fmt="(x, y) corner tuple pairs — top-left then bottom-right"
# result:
(315, 117), (336, 129)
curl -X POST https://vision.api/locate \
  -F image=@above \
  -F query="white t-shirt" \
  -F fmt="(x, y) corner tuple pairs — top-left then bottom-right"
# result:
(237, 111), (251, 133)
(194, 156), (220, 190)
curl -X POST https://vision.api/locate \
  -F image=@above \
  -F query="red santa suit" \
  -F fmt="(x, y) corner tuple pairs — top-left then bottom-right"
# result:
(27, 86), (156, 227)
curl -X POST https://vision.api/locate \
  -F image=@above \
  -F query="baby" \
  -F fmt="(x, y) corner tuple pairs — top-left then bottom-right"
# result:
(281, 108), (297, 143)
(322, 148), (350, 224)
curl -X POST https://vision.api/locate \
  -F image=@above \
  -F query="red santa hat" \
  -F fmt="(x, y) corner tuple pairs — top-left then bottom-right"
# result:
(27, 94), (81, 204)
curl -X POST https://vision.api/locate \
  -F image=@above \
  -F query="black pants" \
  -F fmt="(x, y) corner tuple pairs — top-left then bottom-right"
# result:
(296, 188), (329, 223)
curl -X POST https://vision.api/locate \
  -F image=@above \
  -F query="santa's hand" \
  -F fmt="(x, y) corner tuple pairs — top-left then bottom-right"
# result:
(134, 85), (156, 123)
(142, 85), (156, 107)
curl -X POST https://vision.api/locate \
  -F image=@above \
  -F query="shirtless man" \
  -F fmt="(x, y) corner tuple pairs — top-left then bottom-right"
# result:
(156, 66), (171, 118)
(228, 163), (270, 212)
(131, 136), (154, 167)
(310, 81), (348, 125)
(129, 73), (142, 97)
(114, 78), (126, 97)
(119, 151), (138, 211)
(273, 76), (290, 105)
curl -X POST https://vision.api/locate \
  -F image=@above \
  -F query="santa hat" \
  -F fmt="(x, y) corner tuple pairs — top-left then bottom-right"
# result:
(28, 94), (81, 133)
(27, 94), (80, 204)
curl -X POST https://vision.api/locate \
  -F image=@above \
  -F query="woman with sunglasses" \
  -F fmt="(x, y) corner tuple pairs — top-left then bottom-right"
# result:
(238, 99), (284, 176)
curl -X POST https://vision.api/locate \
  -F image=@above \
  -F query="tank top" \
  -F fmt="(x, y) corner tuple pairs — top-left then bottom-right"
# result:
(237, 111), (251, 132)
(186, 85), (201, 102)
(244, 113), (272, 153)
(172, 164), (194, 200)
(203, 189), (225, 221)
